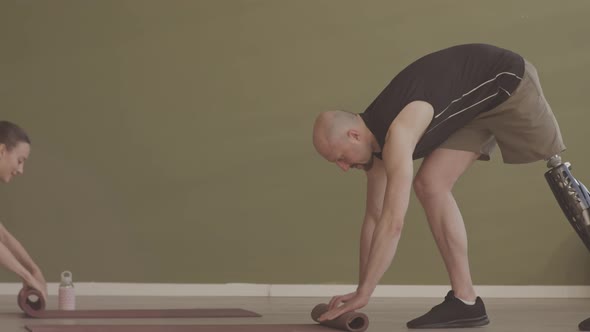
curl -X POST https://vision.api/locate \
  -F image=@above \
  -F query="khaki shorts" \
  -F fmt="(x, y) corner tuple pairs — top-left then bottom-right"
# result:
(438, 60), (566, 164)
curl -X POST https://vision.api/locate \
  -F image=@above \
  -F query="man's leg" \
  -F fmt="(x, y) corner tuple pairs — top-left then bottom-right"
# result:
(407, 148), (488, 329)
(413, 148), (480, 301)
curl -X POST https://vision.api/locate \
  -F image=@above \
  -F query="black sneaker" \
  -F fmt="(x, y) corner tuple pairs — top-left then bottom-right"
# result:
(579, 317), (590, 331)
(406, 290), (490, 329)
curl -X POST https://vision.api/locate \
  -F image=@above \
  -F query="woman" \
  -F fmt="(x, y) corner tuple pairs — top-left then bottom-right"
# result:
(0, 120), (48, 302)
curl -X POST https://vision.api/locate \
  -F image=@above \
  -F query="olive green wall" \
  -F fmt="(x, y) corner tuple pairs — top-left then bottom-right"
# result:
(1, 0), (589, 286)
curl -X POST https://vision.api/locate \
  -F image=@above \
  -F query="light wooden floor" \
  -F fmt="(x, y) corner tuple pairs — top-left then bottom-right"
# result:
(1, 295), (589, 331)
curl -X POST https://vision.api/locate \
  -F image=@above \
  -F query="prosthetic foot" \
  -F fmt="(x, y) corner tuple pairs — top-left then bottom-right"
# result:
(545, 155), (590, 252)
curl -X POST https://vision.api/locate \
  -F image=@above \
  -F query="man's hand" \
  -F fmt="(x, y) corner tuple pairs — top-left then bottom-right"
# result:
(318, 291), (369, 321)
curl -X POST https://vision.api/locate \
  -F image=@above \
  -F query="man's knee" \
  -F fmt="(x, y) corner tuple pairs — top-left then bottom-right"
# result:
(413, 173), (455, 201)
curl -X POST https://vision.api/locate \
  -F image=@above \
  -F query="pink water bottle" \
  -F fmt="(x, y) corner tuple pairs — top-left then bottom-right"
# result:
(58, 271), (75, 310)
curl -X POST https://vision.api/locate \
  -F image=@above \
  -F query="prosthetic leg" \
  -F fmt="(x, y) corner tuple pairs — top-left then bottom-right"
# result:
(545, 155), (590, 251)
(544, 155), (590, 331)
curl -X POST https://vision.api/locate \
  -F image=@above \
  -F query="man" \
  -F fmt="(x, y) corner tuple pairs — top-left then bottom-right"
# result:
(0, 121), (48, 302)
(312, 44), (565, 328)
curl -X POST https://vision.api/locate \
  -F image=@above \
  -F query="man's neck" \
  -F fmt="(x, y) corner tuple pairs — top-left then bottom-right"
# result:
(357, 116), (381, 153)
(370, 134), (380, 153)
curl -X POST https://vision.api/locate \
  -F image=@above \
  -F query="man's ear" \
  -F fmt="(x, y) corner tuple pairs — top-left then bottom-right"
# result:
(347, 129), (361, 142)
(0, 144), (6, 158)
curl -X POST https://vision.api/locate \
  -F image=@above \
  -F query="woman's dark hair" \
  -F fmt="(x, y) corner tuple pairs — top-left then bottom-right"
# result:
(0, 121), (30, 150)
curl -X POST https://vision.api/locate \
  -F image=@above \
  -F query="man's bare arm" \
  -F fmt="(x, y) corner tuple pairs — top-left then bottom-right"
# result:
(359, 157), (386, 285)
(357, 101), (433, 297)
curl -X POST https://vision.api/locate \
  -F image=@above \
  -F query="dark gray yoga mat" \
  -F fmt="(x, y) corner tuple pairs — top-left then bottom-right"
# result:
(25, 303), (370, 332)
(19, 287), (261, 319)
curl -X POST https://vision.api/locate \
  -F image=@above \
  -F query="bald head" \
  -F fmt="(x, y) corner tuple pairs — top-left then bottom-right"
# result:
(312, 110), (376, 171)
(312, 110), (358, 157)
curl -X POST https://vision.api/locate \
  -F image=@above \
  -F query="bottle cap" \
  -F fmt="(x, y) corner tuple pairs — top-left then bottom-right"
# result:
(61, 270), (73, 284)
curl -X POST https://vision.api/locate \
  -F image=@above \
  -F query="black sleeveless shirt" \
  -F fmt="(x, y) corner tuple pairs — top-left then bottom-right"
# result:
(359, 43), (525, 160)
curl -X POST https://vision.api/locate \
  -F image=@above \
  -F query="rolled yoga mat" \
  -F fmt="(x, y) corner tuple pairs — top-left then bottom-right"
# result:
(311, 303), (369, 332)
(18, 288), (261, 319)
(25, 303), (369, 332)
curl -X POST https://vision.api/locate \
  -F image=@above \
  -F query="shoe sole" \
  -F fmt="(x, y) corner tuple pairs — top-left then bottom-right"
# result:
(407, 315), (490, 329)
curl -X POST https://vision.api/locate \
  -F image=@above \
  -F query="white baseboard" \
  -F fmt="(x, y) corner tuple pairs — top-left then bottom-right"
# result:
(2, 283), (590, 298)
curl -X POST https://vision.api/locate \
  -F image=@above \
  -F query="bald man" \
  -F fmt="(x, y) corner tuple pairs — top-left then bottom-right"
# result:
(312, 44), (565, 329)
